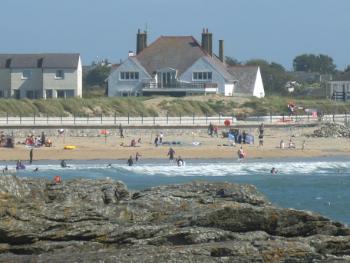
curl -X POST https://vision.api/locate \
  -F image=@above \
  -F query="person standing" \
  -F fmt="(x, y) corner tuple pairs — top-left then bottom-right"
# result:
(119, 124), (124, 138)
(167, 147), (175, 161)
(29, 148), (33, 164)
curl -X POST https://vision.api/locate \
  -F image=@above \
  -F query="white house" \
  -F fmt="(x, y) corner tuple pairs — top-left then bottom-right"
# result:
(107, 29), (264, 98)
(0, 54), (82, 99)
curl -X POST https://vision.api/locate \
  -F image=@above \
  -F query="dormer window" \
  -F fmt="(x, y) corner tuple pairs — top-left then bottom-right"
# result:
(55, 70), (64, 79)
(22, 70), (32, 80)
(120, 71), (139, 80)
(193, 71), (212, 81)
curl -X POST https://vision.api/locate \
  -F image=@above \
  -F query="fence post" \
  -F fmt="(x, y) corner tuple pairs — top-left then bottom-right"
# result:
(166, 112), (168, 125)
(33, 113), (35, 125)
(100, 114), (103, 124)
(20, 114), (22, 125)
(180, 113), (182, 125)
(61, 115), (63, 125)
(6, 112), (8, 124)
(193, 113), (195, 125)
(206, 112), (208, 124)
(47, 114), (49, 124)
(142, 113), (144, 124)
(114, 112), (116, 125)
(128, 113), (130, 125)
(270, 112), (272, 123)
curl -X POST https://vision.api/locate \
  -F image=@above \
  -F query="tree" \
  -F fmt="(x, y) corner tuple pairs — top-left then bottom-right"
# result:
(84, 64), (111, 87)
(293, 54), (336, 74)
(225, 56), (241, 66)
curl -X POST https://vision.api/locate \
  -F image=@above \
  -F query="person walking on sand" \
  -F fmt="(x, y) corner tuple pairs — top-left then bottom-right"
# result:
(237, 146), (246, 160)
(302, 140), (306, 151)
(119, 124), (124, 138)
(167, 147), (175, 161)
(29, 148), (33, 164)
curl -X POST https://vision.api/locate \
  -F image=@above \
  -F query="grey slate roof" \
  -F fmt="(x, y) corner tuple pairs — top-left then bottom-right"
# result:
(136, 36), (208, 75)
(227, 66), (259, 93)
(0, 54), (80, 69)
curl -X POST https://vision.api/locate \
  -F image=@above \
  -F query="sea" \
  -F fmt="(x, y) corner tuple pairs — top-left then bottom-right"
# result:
(3, 157), (350, 225)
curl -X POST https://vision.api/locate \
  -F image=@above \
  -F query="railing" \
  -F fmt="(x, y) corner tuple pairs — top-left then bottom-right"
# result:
(0, 112), (348, 127)
(142, 82), (217, 89)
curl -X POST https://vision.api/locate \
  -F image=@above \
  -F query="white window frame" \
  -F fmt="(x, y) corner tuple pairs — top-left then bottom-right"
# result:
(120, 71), (139, 81)
(22, 70), (32, 80)
(192, 71), (212, 81)
(55, 70), (65, 79)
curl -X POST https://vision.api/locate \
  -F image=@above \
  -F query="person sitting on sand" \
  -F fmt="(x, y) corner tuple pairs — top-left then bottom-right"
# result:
(130, 139), (136, 147)
(288, 138), (295, 149)
(127, 155), (134, 166)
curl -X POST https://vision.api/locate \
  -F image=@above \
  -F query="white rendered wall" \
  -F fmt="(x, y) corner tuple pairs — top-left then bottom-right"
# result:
(253, 67), (265, 98)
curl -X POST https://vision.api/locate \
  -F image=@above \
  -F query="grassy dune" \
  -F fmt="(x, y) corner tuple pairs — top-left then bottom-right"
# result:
(0, 96), (349, 117)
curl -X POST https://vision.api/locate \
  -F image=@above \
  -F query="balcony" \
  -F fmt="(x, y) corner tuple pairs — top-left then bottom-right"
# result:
(141, 81), (218, 96)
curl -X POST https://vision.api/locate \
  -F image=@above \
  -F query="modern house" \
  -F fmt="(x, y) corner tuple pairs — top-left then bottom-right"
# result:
(0, 54), (82, 99)
(107, 29), (264, 98)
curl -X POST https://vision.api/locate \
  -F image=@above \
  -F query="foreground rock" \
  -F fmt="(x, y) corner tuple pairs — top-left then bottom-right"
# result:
(0, 175), (349, 262)
(311, 122), (350, 138)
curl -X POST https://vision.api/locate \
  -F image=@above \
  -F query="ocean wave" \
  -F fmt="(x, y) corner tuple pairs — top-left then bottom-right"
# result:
(13, 160), (350, 177)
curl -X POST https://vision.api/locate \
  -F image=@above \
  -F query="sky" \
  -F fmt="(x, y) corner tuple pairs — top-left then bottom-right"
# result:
(1, 0), (349, 70)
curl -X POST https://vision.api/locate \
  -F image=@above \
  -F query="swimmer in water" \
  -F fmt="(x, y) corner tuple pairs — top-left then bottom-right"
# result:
(33, 167), (39, 172)
(107, 164), (112, 168)
(270, 167), (278, 174)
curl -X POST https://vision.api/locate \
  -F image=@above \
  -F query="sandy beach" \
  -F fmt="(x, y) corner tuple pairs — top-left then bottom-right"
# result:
(0, 126), (349, 162)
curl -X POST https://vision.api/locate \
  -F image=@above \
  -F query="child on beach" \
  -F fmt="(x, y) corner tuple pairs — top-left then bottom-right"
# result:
(237, 146), (245, 160)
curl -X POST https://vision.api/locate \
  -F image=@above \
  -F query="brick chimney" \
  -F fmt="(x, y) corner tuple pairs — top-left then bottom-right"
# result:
(136, 29), (147, 55)
(219, 40), (224, 63)
(201, 28), (213, 56)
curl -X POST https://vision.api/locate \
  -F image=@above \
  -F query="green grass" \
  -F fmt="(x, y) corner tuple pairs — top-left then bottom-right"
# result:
(0, 96), (350, 117)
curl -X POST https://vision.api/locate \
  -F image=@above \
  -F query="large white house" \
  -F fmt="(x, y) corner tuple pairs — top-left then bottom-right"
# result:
(0, 53), (82, 99)
(107, 29), (265, 98)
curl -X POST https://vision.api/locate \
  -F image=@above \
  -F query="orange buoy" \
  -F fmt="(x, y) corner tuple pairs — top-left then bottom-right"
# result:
(54, 176), (62, 183)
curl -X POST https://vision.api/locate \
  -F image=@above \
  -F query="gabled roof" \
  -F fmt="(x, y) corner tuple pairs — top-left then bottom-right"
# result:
(227, 65), (259, 93)
(0, 53), (80, 69)
(136, 36), (208, 75)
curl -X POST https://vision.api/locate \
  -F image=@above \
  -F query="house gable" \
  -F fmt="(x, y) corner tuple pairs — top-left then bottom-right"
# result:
(108, 57), (151, 96)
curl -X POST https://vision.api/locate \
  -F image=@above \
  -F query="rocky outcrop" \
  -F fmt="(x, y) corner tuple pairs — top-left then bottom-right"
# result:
(311, 122), (350, 138)
(0, 175), (349, 262)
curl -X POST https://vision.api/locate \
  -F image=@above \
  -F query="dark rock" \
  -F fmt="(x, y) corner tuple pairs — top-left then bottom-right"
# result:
(0, 175), (349, 262)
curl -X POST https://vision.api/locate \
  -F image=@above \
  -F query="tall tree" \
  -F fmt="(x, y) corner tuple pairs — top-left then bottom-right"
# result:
(293, 54), (336, 74)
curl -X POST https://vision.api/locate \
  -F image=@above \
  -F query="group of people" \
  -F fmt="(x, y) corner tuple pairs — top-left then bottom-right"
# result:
(24, 132), (52, 148)
(208, 123), (219, 137)
(154, 132), (164, 147)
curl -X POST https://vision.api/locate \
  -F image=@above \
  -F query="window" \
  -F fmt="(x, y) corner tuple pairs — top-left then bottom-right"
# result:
(26, 90), (40, 99)
(22, 70), (32, 80)
(120, 71), (139, 80)
(57, 89), (75, 99)
(46, 89), (53, 99)
(55, 70), (64, 79)
(193, 71), (212, 81)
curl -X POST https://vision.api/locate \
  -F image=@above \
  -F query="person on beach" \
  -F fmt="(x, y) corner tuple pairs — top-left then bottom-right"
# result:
(127, 155), (134, 166)
(135, 152), (141, 162)
(280, 139), (285, 149)
(258, 134), (264, 147)
(154, 135), (159, 147)
(29, 148), (33, 164)
(288, 138), (295, 149)
(2, 165), (8, 173)
(176, 156), (184, 166)
(16, 160), (25, 170)
(119, 124), (124, 138)
(208, 123), (214, 136)
(167, 147), (175, 161)
(237, 146), (245, 160)
(159, 132), (164, 144)
(302, 140), (306, 151)
(259, 123), (264, 136)
(270, 167), (278, 174)
(33, 167), (39, 172)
